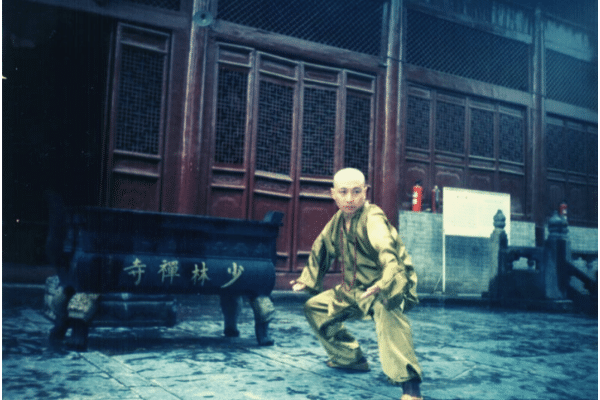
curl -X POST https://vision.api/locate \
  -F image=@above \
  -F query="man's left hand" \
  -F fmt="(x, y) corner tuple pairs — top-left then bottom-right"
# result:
(360, 285), (381, 299)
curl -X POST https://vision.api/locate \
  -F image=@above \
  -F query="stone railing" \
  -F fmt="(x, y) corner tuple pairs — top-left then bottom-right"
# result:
(488, 210), (597, 313)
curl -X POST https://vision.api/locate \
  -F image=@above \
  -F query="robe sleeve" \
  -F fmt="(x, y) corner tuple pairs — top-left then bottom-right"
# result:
(365, 210), (419, 311)
(296, 216), (337, 293)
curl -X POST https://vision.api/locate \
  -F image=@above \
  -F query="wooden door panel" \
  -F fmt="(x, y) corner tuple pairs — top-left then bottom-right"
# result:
(209, 167), (248, 219)
(105, 24), (170, 211)
(435, 165), (464, 190)
(251, 173), (295, 271)
(295, 178), (337, 271)
(109, 152), (162, 210)
(251, 193), (292, 271)
(110, 174), (160, 211)
(295, 199), (337, 272)
(249, 59), (298, 271)
(566, 182), (588, 222)
(468, 169), (495, 192)
(499, 172), (526, 216)
(209, 189), (246, 219)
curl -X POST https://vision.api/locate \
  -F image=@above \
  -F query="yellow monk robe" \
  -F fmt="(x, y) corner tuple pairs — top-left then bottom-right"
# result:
(297, 202), (422, 383)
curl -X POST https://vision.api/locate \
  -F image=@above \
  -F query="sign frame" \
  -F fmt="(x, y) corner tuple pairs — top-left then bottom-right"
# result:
(441, 187), (511, 293)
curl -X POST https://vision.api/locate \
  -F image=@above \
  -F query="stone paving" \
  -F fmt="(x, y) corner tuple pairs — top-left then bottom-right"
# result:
(2, 286), (598, 400)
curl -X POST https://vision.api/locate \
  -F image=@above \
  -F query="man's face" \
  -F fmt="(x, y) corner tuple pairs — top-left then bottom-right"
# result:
(331, 179), (367, 217)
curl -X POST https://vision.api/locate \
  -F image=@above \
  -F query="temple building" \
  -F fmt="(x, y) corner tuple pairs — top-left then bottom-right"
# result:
(4, 0), (597, 289)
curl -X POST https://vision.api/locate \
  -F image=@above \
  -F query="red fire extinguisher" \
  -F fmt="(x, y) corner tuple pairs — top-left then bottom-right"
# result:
(412, 181), (423, 212)
(559, 201), (567, 221)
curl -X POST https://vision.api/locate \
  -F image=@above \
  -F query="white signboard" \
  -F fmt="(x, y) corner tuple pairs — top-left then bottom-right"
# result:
(440, 187), (510, 293)
(443, 187), (511, 239)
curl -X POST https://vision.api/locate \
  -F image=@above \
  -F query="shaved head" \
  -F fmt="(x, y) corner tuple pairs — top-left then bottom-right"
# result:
(333, 168), (365, 188)
(331, 168), (367, 217)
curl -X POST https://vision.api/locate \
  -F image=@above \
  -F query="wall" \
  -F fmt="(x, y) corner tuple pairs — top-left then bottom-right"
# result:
(398, 210), (597, 295)
(567, 226), (599, 253)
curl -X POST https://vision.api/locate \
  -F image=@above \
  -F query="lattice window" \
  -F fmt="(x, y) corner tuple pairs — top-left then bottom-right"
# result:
(546, 118), (597, 175)
(217, 0), (384, 56)
(435, 101), (465, 154)
(256, 80), (294, 175)
(124, 0), (180, 11)
(546, 49), (597, 110)
(301, 87), (336, 176)
(470, 108), (494, 158)
(566, 127), (586, 174)
(406, 95), (430, 150)
(344, 94), (371, 177)
(115, 46), (165, 155)
(544, 117), (596, 224)
(214, 47), (374, 180)
(499, 113), (523, 163)
(545, 122), (565, 170)
(408, 85), (526, 164)
(406, 9), (529, 91)
(215, 68), (248, 165)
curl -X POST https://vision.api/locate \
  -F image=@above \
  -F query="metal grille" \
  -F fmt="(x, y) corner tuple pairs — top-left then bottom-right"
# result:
(435, 101), (465, 154)
(406, 9), (529, 91)
(406, 95), (430, 150)
(566, 127), (586, 174)
(301, 87), (336, 176)
(344, 94), (371, 177)
(256, 80), (294, 175)
(470, 108), (494, 158)
(499, 113), (523, 163)
(115, 46), (164, 155)
(217, 0), (384, 56)
(215, 68), (248, 165)
(545, 122), (564, 170)
(124, 0), (180, 11)
(546, 49), (598, 110)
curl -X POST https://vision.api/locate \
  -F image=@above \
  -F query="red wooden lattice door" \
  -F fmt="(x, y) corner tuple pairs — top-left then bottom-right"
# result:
(103, 23), (171, 211)
(205, 43), (376, 283)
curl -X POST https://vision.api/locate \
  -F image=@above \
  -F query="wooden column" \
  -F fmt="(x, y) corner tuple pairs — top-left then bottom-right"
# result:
(175, 0), (210, 214)
(531, 6), (546, 245)
(379, 0), (402, 224)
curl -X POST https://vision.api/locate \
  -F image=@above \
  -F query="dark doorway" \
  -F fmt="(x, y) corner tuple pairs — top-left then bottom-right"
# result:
(3, 2), (112, 263)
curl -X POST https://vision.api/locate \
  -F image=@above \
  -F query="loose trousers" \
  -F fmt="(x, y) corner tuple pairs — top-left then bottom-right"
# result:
(304, 288), (423, 383)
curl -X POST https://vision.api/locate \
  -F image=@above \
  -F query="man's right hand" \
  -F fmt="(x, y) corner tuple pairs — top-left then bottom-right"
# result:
(290, 280), (306, 292)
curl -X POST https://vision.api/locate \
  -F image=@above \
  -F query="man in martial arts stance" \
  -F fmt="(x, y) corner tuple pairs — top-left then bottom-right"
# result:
(291, 168), (423, 400)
